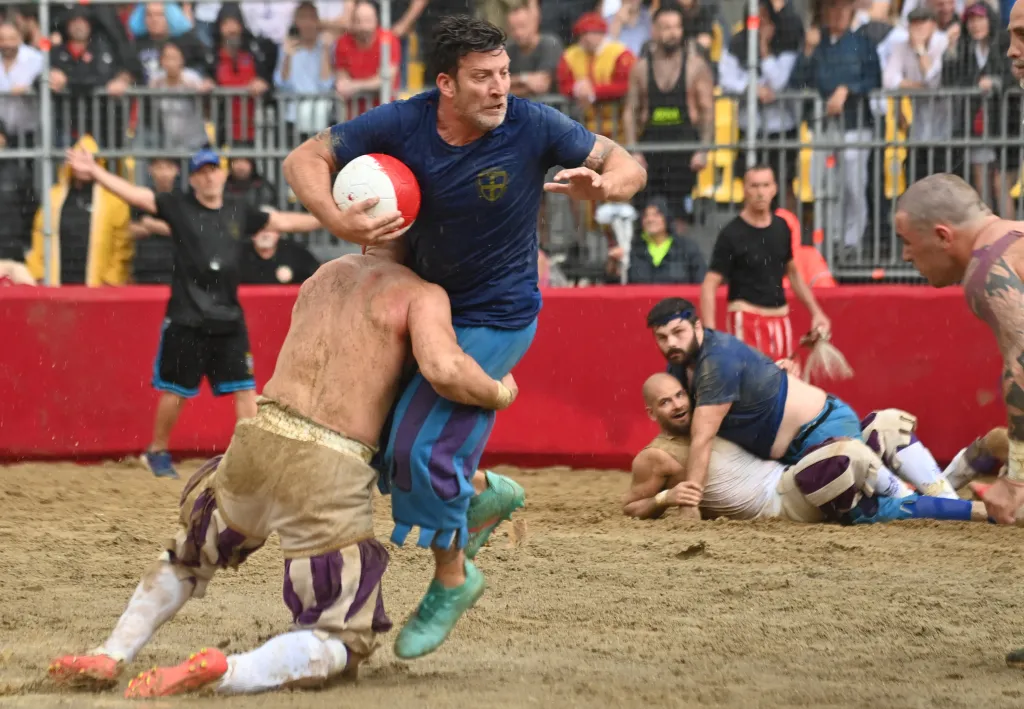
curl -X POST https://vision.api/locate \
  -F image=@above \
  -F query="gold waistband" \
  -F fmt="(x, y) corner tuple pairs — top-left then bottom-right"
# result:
(245, 397), (375, 464)
(727, 300), (790, 317)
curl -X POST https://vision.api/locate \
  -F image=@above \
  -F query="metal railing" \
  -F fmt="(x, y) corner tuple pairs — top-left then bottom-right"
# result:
(5, 38), (1024, 284)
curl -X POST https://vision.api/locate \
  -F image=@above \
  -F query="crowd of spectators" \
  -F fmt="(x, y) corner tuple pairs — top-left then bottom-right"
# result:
(0, 0), (1020, 288)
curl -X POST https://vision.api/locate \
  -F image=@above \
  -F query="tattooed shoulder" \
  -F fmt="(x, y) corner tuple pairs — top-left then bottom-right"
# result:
(980, 256), (1024, 438)
(583, 135), (618, 173)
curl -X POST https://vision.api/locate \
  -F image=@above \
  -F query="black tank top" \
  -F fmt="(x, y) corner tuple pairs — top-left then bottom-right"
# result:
(641, 50), (698, 144)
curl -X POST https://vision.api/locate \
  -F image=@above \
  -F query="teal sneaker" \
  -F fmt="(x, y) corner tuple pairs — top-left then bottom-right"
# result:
(393, 561), (486, 660)
(464, 471), (525, 559)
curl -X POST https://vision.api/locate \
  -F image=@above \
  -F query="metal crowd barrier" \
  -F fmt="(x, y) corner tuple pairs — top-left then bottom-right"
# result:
(5, 85), (1024, 284)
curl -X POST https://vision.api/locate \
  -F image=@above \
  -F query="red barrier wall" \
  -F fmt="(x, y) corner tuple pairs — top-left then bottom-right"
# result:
(0, 285), (1005, 468)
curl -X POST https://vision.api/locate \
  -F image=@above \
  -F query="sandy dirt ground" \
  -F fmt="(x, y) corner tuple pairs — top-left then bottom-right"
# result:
(2, 460), (1024, 709)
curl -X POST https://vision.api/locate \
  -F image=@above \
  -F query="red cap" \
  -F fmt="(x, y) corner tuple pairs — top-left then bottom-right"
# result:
(573, 12), (608, 37)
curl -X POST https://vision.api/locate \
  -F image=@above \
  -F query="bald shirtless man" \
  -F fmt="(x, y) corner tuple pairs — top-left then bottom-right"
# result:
(47, 242), (525, 698)
(625, 373), (1007, 524)
(643, 298), (957, 511)
(895, 171), (1024, 665)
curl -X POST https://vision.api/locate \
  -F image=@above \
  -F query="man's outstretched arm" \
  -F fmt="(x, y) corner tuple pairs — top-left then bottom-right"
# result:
(65, 148), (157, 214)
(408, 283), (517, 410)
(582, 134), (648, 202)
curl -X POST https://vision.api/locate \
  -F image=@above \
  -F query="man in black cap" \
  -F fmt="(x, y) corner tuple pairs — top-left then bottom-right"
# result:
(64, 146), (323, 479)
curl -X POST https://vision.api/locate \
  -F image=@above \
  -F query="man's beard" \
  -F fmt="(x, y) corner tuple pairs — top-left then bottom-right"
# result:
(658, 39), (682, 54)
(666, 340), (698, 367)
(660, 415), (690, 437)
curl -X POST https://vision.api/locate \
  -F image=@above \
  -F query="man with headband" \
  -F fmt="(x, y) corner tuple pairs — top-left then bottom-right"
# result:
(641, 298), (957, 510)
(625, 373), (1006, 524)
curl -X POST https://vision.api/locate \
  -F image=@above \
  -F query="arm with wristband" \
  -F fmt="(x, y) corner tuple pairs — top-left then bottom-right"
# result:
(407, 282), (519, 411)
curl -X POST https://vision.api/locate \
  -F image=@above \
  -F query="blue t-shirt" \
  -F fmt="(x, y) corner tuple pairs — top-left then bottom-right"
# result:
(329, 89), (596, 328)
(670, 329), (788, 459)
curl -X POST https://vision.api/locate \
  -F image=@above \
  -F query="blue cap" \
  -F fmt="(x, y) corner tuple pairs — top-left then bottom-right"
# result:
(188, 148), (221, 174)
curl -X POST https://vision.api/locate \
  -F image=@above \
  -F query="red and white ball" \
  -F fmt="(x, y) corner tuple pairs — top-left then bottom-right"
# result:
(333, 154), (421, 236)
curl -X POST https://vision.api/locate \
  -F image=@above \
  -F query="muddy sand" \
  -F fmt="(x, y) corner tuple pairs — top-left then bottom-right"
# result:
(1, 460), (1023, 709)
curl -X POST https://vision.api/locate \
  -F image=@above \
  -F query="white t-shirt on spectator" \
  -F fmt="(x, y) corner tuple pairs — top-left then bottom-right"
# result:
(0, 44), (43, 137)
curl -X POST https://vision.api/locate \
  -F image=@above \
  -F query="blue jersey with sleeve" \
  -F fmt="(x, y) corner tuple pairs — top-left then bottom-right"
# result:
(328, 89), (596, 328)
(669, 329), (788, 459)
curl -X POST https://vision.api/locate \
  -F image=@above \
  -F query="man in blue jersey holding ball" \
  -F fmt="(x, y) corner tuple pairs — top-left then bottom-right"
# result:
(283, 14), (646, 660)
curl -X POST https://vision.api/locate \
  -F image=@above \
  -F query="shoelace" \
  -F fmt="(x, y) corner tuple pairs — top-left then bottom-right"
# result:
(416, 588), (449, 621)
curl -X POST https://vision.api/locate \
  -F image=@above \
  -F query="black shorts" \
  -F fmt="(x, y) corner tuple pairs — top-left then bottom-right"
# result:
(152, 320), (255, 398)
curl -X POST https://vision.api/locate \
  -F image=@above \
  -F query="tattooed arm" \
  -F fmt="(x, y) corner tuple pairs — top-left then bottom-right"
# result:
(581, 134), (648, 202)
(282, 128), (345, 236)
(970, 251), (1024, 523)
(282, 123), (404, 246)
(972, 255), (1024, 442)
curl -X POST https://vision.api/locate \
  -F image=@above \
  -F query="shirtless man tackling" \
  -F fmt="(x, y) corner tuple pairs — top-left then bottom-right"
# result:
(642, 298), (957, 513)
(47, 242), (525, 698)
(895, 170), (1024, 666)
(626, 373), (1008, 524)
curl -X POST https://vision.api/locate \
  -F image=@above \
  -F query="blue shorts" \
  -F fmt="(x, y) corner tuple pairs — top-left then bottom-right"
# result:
(781, 395), (861, 465)
(375, 319), (537, 550)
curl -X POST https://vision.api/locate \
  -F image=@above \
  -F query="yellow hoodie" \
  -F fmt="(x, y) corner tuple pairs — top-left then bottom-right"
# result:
(28, 135), (132, 286)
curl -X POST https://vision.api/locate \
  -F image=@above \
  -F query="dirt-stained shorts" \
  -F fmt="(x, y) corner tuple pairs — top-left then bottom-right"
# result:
(165, 397), (392, 657)
(777, 438), (883, 523)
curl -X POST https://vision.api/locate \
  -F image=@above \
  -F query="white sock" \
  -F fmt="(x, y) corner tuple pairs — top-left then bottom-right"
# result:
(94, 558), (193, 662)
(875, 465), (912, 498)
(895, 441), (955, 497)
(943, 448), (972, 490)
(216, 630), (349, 695)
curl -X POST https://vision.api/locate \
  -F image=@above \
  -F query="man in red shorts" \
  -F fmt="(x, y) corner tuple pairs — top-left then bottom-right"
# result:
(700, 164), (830, 361)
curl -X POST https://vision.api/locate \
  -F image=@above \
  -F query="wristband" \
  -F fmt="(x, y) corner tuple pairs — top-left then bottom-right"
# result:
(495, 381), (514, 410)
(655, 490), (670, 506)
(1008, 438), (1024, 483)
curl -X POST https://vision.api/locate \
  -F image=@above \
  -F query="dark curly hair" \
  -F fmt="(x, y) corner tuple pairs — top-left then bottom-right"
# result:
(426, 14), (506, 81)
(646, 298), (698, 328)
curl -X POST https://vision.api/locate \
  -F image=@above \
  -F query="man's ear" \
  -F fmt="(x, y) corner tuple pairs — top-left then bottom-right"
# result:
(436, 72), (456, 98)
(935, 224), (955, 247)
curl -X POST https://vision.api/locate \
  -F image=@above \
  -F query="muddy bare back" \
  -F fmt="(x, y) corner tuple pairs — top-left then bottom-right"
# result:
(262, 254), (423, 449)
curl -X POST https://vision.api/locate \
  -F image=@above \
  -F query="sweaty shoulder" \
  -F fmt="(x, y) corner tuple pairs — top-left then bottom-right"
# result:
(632, 445), (684, 477)
(328, 92), (434, 167)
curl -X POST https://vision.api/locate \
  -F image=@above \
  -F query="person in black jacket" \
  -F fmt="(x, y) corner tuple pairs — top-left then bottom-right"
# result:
(49, 7), (132, 147)
(628, 196), (707, 284)
(132, 2), (211, 85)
(225, 157), (278, 209)
(942, 0), (1018, 216)
(0, 120), (38, 276)
(240, 225), (320, 285)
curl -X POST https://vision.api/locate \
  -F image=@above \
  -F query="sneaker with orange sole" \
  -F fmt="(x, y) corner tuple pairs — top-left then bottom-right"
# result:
(48, 654), (122, 689)
(124, 647), (228, 699)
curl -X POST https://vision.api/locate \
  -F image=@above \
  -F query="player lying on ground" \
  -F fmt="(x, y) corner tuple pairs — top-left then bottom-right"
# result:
(646, 298), (959, 507)
(47, 241), (526, 698)
(624, 373), (1009, 524)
